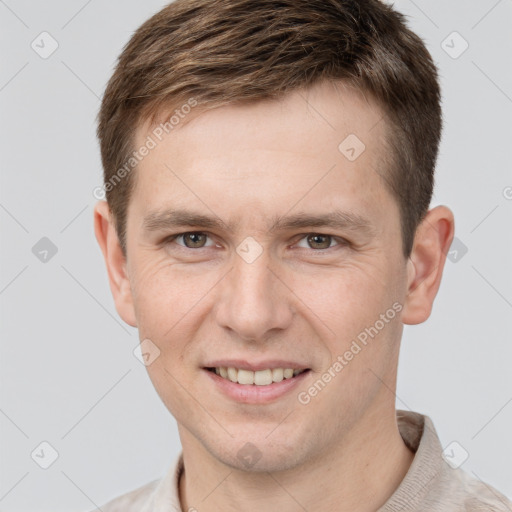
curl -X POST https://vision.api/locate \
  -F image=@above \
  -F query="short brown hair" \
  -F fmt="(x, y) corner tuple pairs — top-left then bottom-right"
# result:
(97, 0), (441, 258)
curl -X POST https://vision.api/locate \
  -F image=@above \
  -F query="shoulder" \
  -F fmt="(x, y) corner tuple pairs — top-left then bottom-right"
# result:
(88, 478), (160, 512)
(457, 469), (512, 512)
(387, 411), (512, 512)
(87, 453), (184, 512)
(425, 462), (512, 511)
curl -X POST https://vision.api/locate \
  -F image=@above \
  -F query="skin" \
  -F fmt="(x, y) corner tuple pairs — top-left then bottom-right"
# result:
(94, 80), (454, 511)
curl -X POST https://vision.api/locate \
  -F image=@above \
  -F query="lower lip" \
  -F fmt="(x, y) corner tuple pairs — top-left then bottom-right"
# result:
(203, 369), (310, 404)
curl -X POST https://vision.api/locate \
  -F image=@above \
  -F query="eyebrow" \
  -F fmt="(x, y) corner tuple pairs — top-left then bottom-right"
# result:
(141, 208), (377, 237)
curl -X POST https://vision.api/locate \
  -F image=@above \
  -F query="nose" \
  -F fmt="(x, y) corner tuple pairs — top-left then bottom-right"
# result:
(214, 249), (294, 343)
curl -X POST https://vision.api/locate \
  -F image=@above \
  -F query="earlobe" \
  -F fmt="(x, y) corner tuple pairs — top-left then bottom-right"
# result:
(93, 201), (137, 328)
(401, 205), (455, 325)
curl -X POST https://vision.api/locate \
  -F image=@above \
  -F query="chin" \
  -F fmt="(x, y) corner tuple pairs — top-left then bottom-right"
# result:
(208, 429), (310, 474)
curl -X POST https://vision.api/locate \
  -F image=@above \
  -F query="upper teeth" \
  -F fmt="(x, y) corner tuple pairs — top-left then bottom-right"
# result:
(214, 367), (303, 385)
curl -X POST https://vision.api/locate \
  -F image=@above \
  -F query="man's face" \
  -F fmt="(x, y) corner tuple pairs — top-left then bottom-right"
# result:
(120, 81), (410, 471)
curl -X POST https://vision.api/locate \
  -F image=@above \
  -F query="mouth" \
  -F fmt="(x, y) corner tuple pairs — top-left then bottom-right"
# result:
(201, 360), (312, 404)
(204, 366), (310, 385)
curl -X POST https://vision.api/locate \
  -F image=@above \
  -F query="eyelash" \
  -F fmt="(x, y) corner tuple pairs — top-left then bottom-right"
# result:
(161, 232), (348, 252)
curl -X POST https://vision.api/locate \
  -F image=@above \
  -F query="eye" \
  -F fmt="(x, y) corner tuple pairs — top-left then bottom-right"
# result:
(296, 233), (344, 250)
(165, 232), (215, 249)
(162, 232), (348, 252)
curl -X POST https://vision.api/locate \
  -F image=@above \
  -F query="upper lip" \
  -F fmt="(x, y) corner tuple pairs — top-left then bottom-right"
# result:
(203, 359), (310, 371)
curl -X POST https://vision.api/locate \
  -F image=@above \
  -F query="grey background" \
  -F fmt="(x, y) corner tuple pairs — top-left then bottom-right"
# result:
(0, 0), (511, 510)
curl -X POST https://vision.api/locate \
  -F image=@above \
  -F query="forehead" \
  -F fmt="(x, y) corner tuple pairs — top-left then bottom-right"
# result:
(130, 81), (396, 234)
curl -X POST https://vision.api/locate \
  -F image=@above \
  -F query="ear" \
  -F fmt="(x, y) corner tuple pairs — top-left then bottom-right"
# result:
(402, 205), (455, 325)
(93, 200), (137, 327)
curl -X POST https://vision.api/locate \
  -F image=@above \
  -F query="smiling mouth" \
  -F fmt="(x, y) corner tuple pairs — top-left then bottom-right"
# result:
(205, 367), (310, 385)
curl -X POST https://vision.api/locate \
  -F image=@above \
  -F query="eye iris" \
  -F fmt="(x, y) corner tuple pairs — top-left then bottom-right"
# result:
(184, 233), (207, 248)
(308, 234), (331, 249)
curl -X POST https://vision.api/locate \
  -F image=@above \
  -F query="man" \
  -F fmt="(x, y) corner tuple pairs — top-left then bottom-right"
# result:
(92, 0), (512, 510)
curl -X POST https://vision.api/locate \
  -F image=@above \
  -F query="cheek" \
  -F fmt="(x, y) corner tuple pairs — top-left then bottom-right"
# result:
(133, 259), (207, 416)
(130, 255), (209, 335)
(291, 257), (402, 376)
(144, 357), (201, 426)
(129, 256), (226, 377)
(295, 260), (389, 334)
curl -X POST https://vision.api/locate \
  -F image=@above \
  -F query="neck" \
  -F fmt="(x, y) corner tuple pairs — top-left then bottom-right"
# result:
(178, 405), (415, 512)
